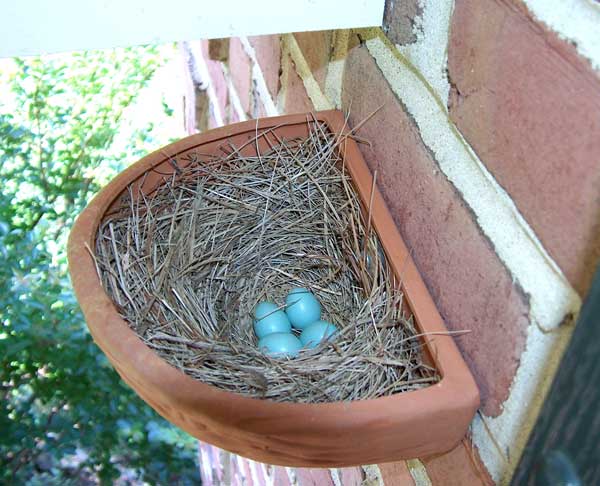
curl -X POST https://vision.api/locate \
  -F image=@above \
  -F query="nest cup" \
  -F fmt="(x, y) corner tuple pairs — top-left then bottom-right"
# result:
(94, 117), (438, 403)
(69, 111), (480, 465)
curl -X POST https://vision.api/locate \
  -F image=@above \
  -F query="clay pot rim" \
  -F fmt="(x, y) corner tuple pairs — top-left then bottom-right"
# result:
(68, 110), (479, 415)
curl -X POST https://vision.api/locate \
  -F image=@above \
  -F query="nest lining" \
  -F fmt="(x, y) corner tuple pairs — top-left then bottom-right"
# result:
(95, 120), (439, 403)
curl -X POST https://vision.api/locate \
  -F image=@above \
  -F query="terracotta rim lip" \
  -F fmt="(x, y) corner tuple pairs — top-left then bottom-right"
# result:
(68, 110), (479, 413)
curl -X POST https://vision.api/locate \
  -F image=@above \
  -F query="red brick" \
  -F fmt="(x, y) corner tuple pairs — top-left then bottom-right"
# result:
(448, 0), (600, 296)
(200, 40), (228, 124)
(383, 0), (421, 45)
(229, 37), (252, 115)
(284, 54), (314, 114)
(422, 439), (493, 486)
(342, 43), (529, 416)
(208, 38), (229, 62)
(249, 35), (281, 99)
(339, 467), (364, 486)
(378, 462), (415, 486)
(296, 468), (334, 486)
(293, 31), (332, 90)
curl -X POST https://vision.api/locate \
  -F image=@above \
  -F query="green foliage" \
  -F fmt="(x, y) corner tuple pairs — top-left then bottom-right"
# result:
(0, 47), (199, 484)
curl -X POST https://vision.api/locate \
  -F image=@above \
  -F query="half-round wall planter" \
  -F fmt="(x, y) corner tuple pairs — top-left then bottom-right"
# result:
(68, 110), (479, 467)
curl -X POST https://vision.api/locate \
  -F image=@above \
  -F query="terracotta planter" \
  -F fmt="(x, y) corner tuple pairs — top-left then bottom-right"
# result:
(68, 110), (479, 467)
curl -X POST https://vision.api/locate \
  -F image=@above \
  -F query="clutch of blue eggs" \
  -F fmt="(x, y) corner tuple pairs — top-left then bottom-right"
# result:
(254, 287), (339, 358)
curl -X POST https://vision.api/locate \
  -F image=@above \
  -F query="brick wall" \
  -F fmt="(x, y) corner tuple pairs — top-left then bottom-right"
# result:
(185, 1), (600, 483)
(197, 440), (487, 486)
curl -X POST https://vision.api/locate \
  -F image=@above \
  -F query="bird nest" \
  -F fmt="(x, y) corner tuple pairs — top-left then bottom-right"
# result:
(94, 119), (439, 403)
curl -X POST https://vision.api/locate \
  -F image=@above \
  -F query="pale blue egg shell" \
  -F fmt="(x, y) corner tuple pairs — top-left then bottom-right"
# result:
(285, 287), (321, 330)
(253, 301), (291, 338)
(300, 320), (338, 349)
(258, 332), (302, 357)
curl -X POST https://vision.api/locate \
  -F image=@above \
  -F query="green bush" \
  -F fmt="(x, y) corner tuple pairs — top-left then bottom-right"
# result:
(0, 47), (199, 485)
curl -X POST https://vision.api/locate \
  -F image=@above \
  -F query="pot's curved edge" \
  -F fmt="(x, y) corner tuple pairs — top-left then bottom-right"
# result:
(67, 110), (480, 465)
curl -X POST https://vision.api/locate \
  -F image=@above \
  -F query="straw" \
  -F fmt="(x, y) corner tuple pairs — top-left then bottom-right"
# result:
(95, 119), (439, 403)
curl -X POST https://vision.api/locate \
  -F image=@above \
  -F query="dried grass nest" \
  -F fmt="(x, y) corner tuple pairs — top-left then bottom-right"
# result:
(95, 119), (439, 403)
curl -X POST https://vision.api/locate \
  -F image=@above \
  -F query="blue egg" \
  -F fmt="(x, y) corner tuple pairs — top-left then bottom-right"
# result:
(253, 301), (291, 338)
(285, 287), (321, 330)
(300, 320), (339, 349)
(258, 332), (302, 357)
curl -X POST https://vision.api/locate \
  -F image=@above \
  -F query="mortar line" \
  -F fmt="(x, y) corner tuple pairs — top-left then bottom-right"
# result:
(523, 0), (600, 71)
(239, 36), (279, 116)
(361, 465), (384, 485)
(324, 29), (350, 109)
(285, 466), (298, 486)
(407, 459), (433, 486)
(472, 322), (573, 484)
(277, 37), (291, 112)
(220, 62), (248, 123)
(329, 468), (342, 486)
(364, 30), (580, 330)
(282, 33), (334, 111)
(361, 27), (581, 485)
(190, 42), (224, 127)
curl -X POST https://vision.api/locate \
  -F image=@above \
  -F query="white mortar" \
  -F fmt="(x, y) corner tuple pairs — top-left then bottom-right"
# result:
(324, 58), (345, 109)
(329, 468), (343, 486)
(189, 41), (224, 127)
(365, 31), (581, 483)
(523, 0), (600, 71)
(472, 320), (572, 484)
(283, 34), (334, 111)
(366, 34), (580, 332)
(396, 0), (453, 103)
(220, 62), (248, 122)
(239, 37), (280, 116)
(407, 459), (433, 486)
(277, 39), (290, 113)
(280, 17), (582, 480)
(285, 466), (299, 486)
(361, 465), (384, 485)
